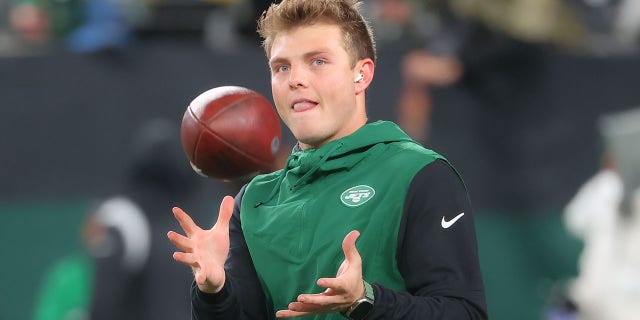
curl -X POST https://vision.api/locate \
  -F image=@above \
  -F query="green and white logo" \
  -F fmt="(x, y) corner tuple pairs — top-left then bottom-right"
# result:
(340, 185), (375, 207)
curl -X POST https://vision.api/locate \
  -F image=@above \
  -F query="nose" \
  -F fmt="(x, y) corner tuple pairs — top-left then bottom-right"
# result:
(288, 67), (307, 89)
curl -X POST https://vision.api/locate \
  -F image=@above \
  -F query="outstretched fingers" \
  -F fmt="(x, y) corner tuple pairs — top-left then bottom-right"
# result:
(275, 309), (312, 318)
(172, 206), (200, 237)
(167, 197), (235, 294)
(278, 230), (365, 318)
(172, 251), (198, 266)
(167, 230), (191, 252)
(213, 195), (235, 230)
(341, 230), (361, 265)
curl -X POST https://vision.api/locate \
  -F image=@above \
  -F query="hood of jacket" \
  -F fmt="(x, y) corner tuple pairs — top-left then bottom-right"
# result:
(254, 121), (416, 207)
(287, 120), (415, 187)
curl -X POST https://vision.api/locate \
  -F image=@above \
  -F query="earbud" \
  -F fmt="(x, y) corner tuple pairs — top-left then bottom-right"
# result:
(354, 73), (364, 83)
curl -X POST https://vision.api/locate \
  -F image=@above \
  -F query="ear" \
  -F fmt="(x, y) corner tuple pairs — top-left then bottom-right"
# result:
(354, 58), (375, 94)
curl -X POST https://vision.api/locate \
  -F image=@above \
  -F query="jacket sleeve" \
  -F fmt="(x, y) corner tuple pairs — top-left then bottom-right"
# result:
(191, 186), (269, 319)
(368, 159), (488, 319)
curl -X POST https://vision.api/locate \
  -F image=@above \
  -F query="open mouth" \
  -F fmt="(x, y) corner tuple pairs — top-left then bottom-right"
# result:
(291, 99), (318, 112)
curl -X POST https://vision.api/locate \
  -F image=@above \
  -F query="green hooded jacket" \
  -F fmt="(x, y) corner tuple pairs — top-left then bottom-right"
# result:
(240, 121), (446, 319)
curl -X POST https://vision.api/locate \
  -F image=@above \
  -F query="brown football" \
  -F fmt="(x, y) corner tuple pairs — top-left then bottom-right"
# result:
(180, 86), (282, 181)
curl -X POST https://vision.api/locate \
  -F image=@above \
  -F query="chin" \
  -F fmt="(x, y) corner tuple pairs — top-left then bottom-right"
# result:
(296, 133), (329, 149)
(292, 123), (335, 147)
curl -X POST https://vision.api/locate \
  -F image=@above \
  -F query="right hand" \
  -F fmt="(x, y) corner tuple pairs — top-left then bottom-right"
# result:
(167, 195), (235, 293)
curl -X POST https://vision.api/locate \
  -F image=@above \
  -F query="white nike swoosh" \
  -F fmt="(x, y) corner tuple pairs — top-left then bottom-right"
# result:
(441, 212), (465, 229)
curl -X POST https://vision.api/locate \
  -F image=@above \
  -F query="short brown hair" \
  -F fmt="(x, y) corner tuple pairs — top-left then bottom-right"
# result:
(257, 0), (376, 67)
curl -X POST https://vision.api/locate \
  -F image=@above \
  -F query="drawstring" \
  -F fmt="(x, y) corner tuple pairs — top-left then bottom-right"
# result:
(253, 142), (343, 208)
(290, 142), (342, 191)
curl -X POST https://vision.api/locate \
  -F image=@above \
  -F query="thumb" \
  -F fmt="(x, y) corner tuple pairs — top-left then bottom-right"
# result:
(213, 196), (235, 230)
(342, 230), (361, 263)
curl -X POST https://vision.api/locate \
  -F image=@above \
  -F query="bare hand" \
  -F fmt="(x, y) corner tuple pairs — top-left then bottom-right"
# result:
(167, 196), (235, 293)
(275, 230), (365, 318)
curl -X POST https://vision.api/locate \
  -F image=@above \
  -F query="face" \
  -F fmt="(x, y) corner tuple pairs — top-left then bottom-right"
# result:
(269, 22), (369, 149)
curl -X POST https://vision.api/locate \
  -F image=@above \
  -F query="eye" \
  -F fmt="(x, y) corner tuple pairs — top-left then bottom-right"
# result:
(272, 64), (289, 73)
(278, 65), (290, 72)
(312, 59), (325, 66)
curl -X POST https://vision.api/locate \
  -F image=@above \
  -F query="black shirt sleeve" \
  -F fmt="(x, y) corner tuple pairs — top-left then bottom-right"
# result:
(368, 159), (488, 319)
(191, 186), (269, 319)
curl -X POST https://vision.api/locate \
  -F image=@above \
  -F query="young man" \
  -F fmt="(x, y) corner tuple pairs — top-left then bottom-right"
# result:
(167, 0), (487, 319)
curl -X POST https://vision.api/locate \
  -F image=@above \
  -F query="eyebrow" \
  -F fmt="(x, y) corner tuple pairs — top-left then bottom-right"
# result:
(269, 49), (331, 67)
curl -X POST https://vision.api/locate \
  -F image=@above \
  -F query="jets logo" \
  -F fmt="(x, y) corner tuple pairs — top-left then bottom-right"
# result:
(340, 185), (375, 207)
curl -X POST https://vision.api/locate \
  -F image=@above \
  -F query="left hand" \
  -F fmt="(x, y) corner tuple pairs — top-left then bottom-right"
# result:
(275, 230), (365, 318)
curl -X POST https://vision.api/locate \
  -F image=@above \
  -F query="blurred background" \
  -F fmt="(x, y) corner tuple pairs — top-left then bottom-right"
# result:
(1, 0), (639, 319)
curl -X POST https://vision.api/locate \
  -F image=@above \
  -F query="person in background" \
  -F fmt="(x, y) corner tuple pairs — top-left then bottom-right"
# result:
(564, 109), (640, 320)
(88, 118), (224, 320)
(168, 0), (487, 319)
(8, 0), (148, 53)
(31, 210), (100, 320)
(381, 0), (586, 144)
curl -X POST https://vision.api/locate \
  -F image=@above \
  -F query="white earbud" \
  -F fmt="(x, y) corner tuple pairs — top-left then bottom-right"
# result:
(354, 73), (364, 83)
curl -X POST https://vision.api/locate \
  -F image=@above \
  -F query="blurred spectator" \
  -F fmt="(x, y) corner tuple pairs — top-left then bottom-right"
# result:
(31, 211), (100, 320)
(396, 48), (463, 143)
(86, 115), (285, 319)
(7, 0), (149, 54)
(66, 0), (150, 53)
(367, 0), (571, 143)
(450, 0), (587, 50)
(364, 0), (459, 142)
(561, 0), (640, 54)
(562, 164), (640, 319)
(9, 0), (83, 46)
(615, 0), (640, 47)
(365, 0), (593, 213)
(33, 254), (91, 320)
(563, 166), (622, 319)
(31, 118), (226, 320)
(363, 0), (425, 47)
(364, 0), (454, 142)
(87, 118), (221, 320)
(563, 108), (640, 319)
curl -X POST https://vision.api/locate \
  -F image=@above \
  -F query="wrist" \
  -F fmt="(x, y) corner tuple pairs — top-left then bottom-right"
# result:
(196, 281), (230, 304)
(341, 280), (375, 320)
(198, 276), (225, 294)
